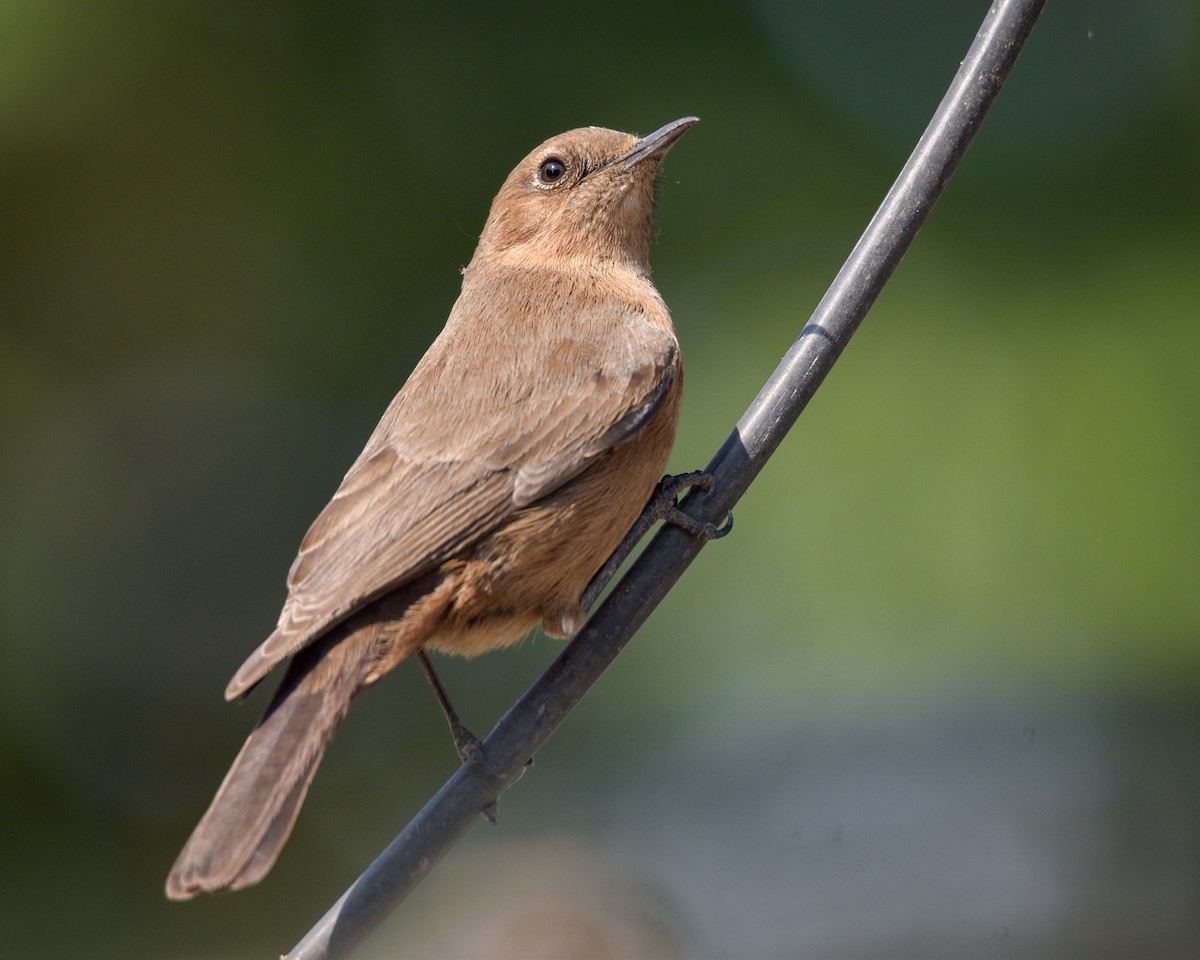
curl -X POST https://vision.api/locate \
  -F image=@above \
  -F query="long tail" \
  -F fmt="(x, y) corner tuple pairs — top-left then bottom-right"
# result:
(165, 627), (373, 900)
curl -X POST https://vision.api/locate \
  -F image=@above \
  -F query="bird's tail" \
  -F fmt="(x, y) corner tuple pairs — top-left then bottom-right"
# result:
(165, 628), (372, 900)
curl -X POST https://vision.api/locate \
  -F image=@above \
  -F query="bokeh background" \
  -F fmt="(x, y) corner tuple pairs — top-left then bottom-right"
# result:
(2, 1), (1197, 957)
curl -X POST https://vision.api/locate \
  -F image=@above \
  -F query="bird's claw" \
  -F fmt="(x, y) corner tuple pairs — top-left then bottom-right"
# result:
(654, 472), (732, 541)
(455, 730), (485, 765)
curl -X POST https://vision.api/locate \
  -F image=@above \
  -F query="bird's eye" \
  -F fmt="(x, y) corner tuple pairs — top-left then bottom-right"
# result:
(537, 157), (568, 185)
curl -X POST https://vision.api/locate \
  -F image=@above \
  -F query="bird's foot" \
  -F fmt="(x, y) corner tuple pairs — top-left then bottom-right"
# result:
(450, 722), (485, 765)
(579, 470), (731, 614)
(650, 471), (734, 540)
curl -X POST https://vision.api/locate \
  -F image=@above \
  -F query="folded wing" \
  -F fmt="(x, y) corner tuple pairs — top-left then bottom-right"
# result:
(226, 294), (678, 700)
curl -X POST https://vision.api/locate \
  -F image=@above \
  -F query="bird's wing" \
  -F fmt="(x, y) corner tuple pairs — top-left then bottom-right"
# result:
(226, 297), (678, 699)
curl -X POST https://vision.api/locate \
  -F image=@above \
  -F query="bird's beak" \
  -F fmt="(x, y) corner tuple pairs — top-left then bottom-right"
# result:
(618, 116), (699, 170)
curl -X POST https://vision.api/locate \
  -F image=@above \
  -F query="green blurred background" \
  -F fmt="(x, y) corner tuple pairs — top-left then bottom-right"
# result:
(2, 1), (1198, 957)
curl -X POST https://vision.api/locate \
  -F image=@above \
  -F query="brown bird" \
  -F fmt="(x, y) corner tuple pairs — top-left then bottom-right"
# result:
(166, 117), (702, 899)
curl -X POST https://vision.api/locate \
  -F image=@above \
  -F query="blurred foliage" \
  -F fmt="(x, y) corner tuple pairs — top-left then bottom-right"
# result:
(1, 1), (1198, 958)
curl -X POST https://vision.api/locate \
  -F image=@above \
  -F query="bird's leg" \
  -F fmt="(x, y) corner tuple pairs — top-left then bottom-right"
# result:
(579, 470), (733, 615)
(416, 650), (484, 764)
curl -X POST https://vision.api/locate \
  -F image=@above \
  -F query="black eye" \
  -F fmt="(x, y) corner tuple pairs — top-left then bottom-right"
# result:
(537, 157), (567, 184)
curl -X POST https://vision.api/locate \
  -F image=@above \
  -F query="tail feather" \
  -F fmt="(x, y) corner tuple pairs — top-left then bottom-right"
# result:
(165, 630), (370, 900)
(166, 575), (447, 900)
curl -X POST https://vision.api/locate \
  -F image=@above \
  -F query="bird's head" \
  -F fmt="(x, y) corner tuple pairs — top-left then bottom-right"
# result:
(476, 117), (697, 273)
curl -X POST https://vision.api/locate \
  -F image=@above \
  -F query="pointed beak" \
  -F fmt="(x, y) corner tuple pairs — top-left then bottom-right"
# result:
(619, 116), (699, 170)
